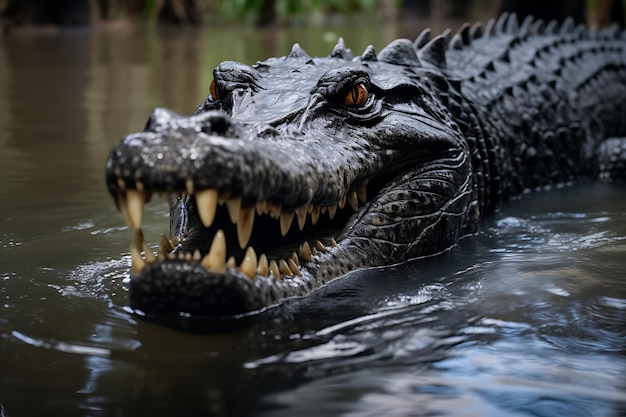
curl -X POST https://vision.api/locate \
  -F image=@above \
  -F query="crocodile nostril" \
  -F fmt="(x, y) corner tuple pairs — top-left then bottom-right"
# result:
(257, 125), (279, 138)
(200, 113), (232, 136)
(211, 117), (229, 135)
(144, 107), (178, 132)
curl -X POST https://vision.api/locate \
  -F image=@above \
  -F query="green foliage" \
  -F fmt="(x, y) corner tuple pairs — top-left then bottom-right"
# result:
(89, 0), (393, 25)
(216, 0), (381, 23)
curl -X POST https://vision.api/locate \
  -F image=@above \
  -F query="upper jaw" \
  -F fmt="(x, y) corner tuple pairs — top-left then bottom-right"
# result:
(105, 109), (381, 211)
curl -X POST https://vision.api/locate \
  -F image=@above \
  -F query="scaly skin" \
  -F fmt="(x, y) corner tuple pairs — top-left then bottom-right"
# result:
(105, 14), (626, 318)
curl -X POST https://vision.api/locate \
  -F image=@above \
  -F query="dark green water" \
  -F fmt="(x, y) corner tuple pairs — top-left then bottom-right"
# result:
(0, 21), (625, 417)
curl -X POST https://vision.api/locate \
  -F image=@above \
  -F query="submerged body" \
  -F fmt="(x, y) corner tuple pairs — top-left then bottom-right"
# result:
(105, 14), (626, 318)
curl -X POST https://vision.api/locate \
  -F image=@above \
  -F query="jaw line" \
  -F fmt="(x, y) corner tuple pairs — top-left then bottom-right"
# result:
(127, 184), (369, 289)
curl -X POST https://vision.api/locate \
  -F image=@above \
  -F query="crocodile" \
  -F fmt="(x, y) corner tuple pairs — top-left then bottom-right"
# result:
(105, 14), (626, 319)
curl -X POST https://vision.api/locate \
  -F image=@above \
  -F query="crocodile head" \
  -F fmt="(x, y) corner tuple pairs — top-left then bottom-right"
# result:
(105, 38), (478, 318)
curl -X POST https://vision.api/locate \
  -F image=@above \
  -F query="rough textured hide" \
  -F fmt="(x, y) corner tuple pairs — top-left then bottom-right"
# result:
(105, 14), (626, 319)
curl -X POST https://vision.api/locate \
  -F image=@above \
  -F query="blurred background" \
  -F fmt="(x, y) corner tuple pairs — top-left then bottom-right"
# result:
(0, 0), (624, 30)
(1, 1), (626, 416)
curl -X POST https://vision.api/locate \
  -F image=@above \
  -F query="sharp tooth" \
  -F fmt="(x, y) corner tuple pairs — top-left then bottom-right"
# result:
(240, 246), (258, 279)
(258, 254), (269, 276)
(126, 189), (145, 229)
(178, 252), (186, 260)
(311, 247), (319, 256)
(321, 206), (327, 214)
(299, 242), (313, 262)
(117, 178), (127, 191)
(330, 238), (338, 247)
(328, 204), (337, 220)
(185, 252), (192, 261)
(226, 198), (241, 224)
(142, 242), (156, 262)
(280, 211), (294, 236)
(170, 236), (179, 247)
(256, 201), (267, 216)
(347, 192), (358, 211)
(136, 180), (145, 192)
(338, 194), (346, 209)
(227, 256), (236, 269)
(316, 240), (326, 252)
(167, 252), (176, 260)
(192, 249), (202, 261)
(296, 206), (307, 230)
(201, 229), (226, 272)
(117, 193), (132, 226)
(278, 259), (292, 276)
(134, 228), (145, 253)
(185, 178), (195, 195)
(291, 252), (299, 267)
(196, 189), (219, 227)
(269, 260), (280, 278)
(310, 205), (320, 225)
(269, 203), (281, 219)
(237, 207), (255, 249)
(357, 187), (367, 203)
(130, 245), (145, 274)
(288, 258), (302, 276)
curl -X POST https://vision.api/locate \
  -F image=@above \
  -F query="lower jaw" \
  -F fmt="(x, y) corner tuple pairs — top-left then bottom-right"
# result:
(127, 257), (318, 318)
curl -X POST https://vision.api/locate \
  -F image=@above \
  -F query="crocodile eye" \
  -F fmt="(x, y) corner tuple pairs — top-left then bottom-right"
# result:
(209, 80), (219, 100)
(343, 83), (368, 107)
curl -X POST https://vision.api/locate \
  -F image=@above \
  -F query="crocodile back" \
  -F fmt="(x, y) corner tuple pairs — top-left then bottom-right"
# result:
(445, 15), (626, 202)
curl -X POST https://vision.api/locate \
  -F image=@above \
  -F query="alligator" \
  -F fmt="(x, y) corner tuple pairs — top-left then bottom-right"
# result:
(105, 14), (626, 319)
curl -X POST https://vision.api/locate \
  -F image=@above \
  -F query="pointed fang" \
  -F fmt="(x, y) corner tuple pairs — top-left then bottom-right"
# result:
(201, 230), (226, 272)
(347, 192), (358, 211)
(237, 207), (255, 249)
(130, 245), (145, 275)
(280, 211), (294, 236)
(226, 198), (241, 224)
(357, 187), (367, 203)
(196, 189), (219, 227)
(278, 259), (292, 276)
(288, 258), (302, 276)
(328, 205), (337, 220)
(296, 206), (307, 230)
(142, 242), (156, 262)
(258, 254), (269, 277)
(160, 233), (173, 253)
(240, 246), (258, 279)
(269, 260), (280, 278)
(126, 189), (145, 229)
(299, 241), (313, 262)
(134, 228), (145, 254)
(185, 178), (195, 195)
(310, 205), (320, 225)
(117, 193), (132, 227)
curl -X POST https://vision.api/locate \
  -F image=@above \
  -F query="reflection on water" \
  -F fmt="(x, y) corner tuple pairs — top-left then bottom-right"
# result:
(0, 22), (625, 417)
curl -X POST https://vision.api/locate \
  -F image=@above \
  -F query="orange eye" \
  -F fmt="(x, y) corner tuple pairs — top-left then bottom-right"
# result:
(209, 80), (219, 100)
(343, 83), (368, 107)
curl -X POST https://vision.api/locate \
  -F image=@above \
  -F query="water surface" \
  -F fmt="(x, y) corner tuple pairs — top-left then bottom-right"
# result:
(0, 22), (625, 417)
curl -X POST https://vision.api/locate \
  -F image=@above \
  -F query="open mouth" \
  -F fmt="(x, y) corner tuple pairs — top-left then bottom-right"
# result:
(115, 179), (369, 281)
